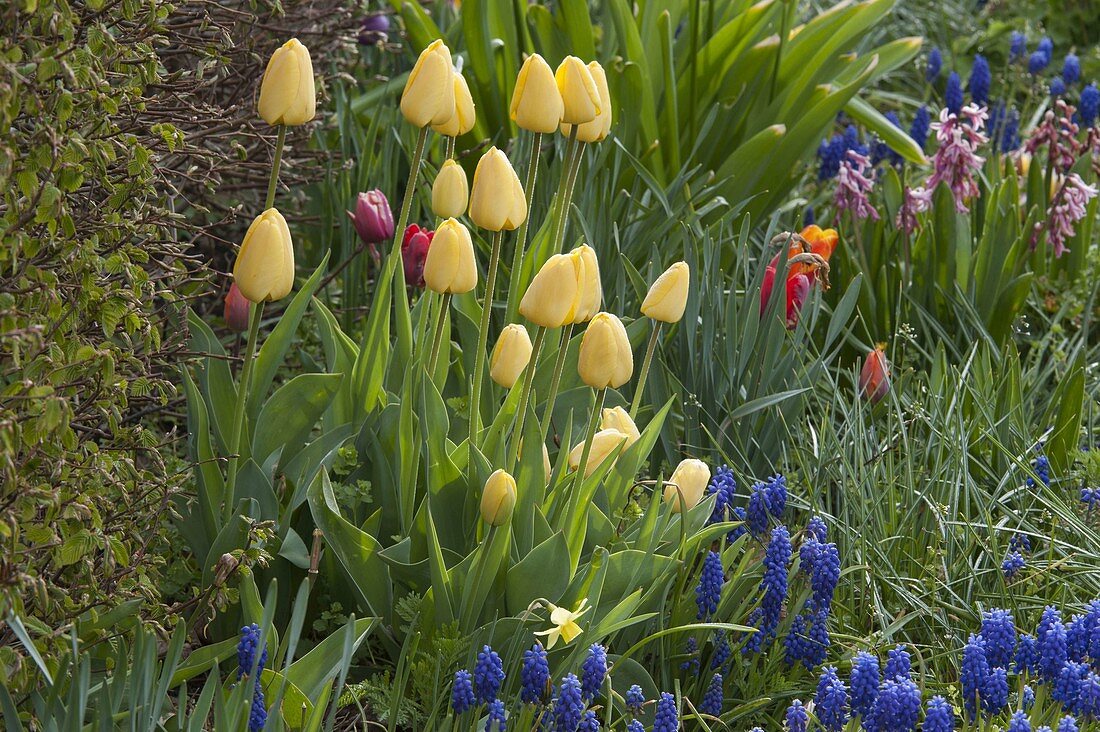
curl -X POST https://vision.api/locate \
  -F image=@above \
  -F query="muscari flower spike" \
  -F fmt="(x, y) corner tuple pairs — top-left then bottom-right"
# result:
(1059, 716), (1080, 732)
(981, 608), (1017, 668)
(1009, 710), (1032, 732)
(452, 669), (476, 714)
(1016, 634), (1040, 675)
(1063, 54), (1081, 85)
(237, 624), (269, 679)
(850, 651), (881, 719)
(815, 666), (850, 732)
(1010, 32), (1027, 62)
(927, 48), (942, 82)
(521, 643), (549, 704)
(885, 644), (912, 680)
(551, 674), (584, 732)
(786, 699), (809, 732)
(1039, 606), (1069, 681)
(249, 684), (267, 732)
(474, 645), (506, 704)
(577, 710), (599, 732)
(696, 550), (724, 620)
(909, 106), (931, 151)
(961, 634), (990, 719)
(625, 684), (645, 716)
(653, 692), (679, 732)
(580, 643), (608, 701)
(924, 696), (955, 732)
(1080, 84), (1100, 127)
(485, 699), (507, 731)
(1003, 550), (1026, 579)
(1052, 78), (1067, 98)
(701, 672), (724, 717)
(969, 54), (991, 106)
(869, 676), (921, 732)
(946, 72), (964, 115)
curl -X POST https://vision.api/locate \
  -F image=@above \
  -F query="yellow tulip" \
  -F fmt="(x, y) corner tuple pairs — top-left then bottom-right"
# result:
(432, 71), (476, 137)
(577, 312), (633, 389)
(480, 469), (517, 526)
(423, 218), (477, 294)
(641, 261), (690, 323)
(569, 245), (602, 324)
(568, 428), (627, 477)
(233, 208), (295, 302)
(600, 406), (640, 448)
(469, 147), (527, 231)
(400, 40), (456, 128)
(555, 56), (601, 126)
(432, 160), (469, 219)
(663, 458), (712, 513)
(257, 39), (317, 127)
(560, 61), (611, 142)
(519, 254), (581, 328)
(510, 53), (564, 133)
(490, 324), (533, 388)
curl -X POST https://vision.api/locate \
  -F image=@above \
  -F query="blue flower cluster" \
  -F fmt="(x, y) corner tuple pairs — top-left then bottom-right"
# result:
(474, 645), (506, 704)
(580, 643), (607, 701)
(1081, 84), (1100, 128)
(653, 692), (679, 732)
(786, 699), (809, 732)
(988, 102), (1021, 153)
(945, 72), (964, 115)
(785, 518), (840, 669)
(695, 550), (724, 620)
(927, 48), (942, 82)
(817, 125), (867, 180)
(969, 55), (991, 106)
(1027, 453), (1052, 488)
(521, 643), (550, 704)
(849, 651), (880, 719)
(815, 666), (850, 731)
(701, 672), (723, 717)
(237, 624), (269, 731)
(1081, 487), (1100, 510)
(923, 696), (955, 732)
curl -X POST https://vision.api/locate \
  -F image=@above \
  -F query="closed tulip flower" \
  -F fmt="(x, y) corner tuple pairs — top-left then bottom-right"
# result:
(519, 254), (581, 328)
(469, 147), (527, 231)
(233, 208), (295, 302)
(510, 53), (564, 133)
(257, 39), (316, 126)
(481, 469), (517, 526)
(400, 40), (456, 128)
(490, 324), (533, 388)
(423, 218), (476, 294)
(569, 428), (628, 477)
(641, 261), (690, 323)
(347, 190), (394, 246)
(577, 312), (633, 389)
(570, 245), (602, 324)
(560, 61), (611, 142)
(663, 458), (712, 513)
(432, 71), (476, 137)
(432, 160), (469, 219)
(224, 282), (250, 332)
(600, 406), (640, 448)
(555, 56), (601, 125)
(859, 345), (891, 403)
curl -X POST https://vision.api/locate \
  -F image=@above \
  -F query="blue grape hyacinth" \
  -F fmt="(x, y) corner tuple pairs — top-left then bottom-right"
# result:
(1080, 84), (1100, 127)
(249, 684), (267, 732)
(815, 666), (849, 731)
(946, 72), (964, 114)
(580, 643), (607, 701)
(626, 684), (645, 716)
(1052, 78), (1067, 97)
(1063, 54), (1081, 85)
(869, 677), (921, 732)
(696, 550), (724, 620)
(885, 644), (912, 680)
(452, 669), (476, 714)
(759, 525), (791, 640)
(552, 674), (584, 732)
(485, 699), (507, 731)
(577, 710), (599, 732)
(981, 608), (1017, 668)
(237, 624), (268, 679)
(910, 106), (931, 151)
(1009, 710), (1031, 732)
(654, 692), (679, 732)
(1010, 32), (1027, 62)
(701, 672), (723, 717)
(521, 643), (549, 704)
(1029, 51), (1050, 74)
(1016, 634), (1040, 675)
(924, 696), (955, 732)
(1059, 716), (1080, 732)
(1004, 550), (1026, 579)
(969, 54), (991, 106)
(982, 667), (1009, 715)
(786, 699), (809, 732)
(1039, 606), (1069, 681)
(961, 634), (990, 719)
(474, 645), (505, 703)
(927, 48), (943, 82)
(850, 651), (881, 719)
(1038, 37), (1054, 64)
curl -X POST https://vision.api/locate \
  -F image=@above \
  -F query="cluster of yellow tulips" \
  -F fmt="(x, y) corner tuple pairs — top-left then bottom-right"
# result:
(230, 33), (707, 533)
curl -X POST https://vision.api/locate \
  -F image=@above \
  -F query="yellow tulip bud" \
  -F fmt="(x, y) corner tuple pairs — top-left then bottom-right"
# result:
(257, 39), (317, 127)
(569, 428), (628, 477)
(481, 469), (517, 526)
(510, 53), (564, 133)
(469, 147), (527, 231)
(663, 458), (712, 513)
(560, 61), (611, 142)
(233, 208), (295, 302)
(519, 254), (581, 328)
(577, 312), (633, 389)
(641, 261), (690, 323)
(490, 324), (533, 388)
(555, 56), (601, 126)
(542, 443), (552, 483)
(432, 71), (476, 137)
(569, 245), (602, 324)
(423, 218), (477, 294)
(600, 406), (640, 448)
(432, 160), (469, 219)
(400, 40), (456, 128)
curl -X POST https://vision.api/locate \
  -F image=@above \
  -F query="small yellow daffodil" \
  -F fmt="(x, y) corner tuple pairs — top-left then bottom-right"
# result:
(534, 598), (591, 649)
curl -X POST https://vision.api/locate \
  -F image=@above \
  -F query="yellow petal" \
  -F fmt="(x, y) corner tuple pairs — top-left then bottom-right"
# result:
(511, 54), (564, 133)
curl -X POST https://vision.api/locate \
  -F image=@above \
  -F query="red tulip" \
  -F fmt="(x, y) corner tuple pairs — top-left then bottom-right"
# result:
(347, 190), (394, 250)
(401, 223), (434, 288)
(224, 282), (251, 332)
(859, 346), (890, 403)
(760, 225), (839, 329)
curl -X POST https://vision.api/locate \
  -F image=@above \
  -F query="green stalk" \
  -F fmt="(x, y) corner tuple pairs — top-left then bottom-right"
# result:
(540, 323), (574, 442)
(505, 132), (544, 325)
(510, 325), (547, 470)
(387, 126), (431, 265)
(630, 321), (662, 418)
(470, 229), (506, 445)
(265, 125), (286, 210)
(445, 134), (456, 161)
(553, 129), (584, 253)
(429, 293), (452, 375)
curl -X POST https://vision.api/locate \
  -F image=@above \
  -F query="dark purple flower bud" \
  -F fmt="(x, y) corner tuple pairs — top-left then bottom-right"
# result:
(348, 189), (394, 247)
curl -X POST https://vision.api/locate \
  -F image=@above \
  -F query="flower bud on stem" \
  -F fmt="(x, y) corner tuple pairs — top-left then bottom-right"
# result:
(429, 293), (452, 375)
(509, 325), (547, 471)
(629, 323), (662, 418)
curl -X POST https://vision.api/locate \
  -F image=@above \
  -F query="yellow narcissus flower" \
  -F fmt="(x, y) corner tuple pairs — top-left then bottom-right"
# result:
(480, 469), (517, 526)
(534, 598), (591, 649)
(641, 261), (690, 323)
(432, 71), (476, 137)
(560, 61), (611, 142)
(233, 208), (295, 302)
(519, 254), (581, 328)
(400, 40), (456, 128)
(468, 147), (527, 231)
(257, 39), (316, 126)
(490, 324), (533, 388)
(577, 312), (633, 389)
(423, 218), (477, 294)
(510, 53), (564, 133)
(555, 56), (601, 126)
(432, 159), (469, 219)
(568, 428), (627, 477)
(663, 458), (712, 513)
(600, 406), (640, 448)
(569, 245), (602, 324)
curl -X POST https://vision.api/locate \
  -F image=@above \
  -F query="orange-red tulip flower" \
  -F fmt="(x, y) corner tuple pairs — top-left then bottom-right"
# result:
(760, 225), (838, 328)
(859, 345), (890, 403)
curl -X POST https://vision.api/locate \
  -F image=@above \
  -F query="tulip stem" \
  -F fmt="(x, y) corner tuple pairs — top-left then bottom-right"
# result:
(428, 293), (451, 375)
(470, 229), (505, 446)
(551, 126), (581, 254)
(224, 300), (265, 523)
(630, 322), (662, 419)
(510, 325), (547, 470)
(505, 132), (544, 325)
(540, 323), (573, 442)
(445, 134), (456, 161)
(565, 386), (606, 521)
(389, 126), (431, 263)
(265, 125), (286, 210)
